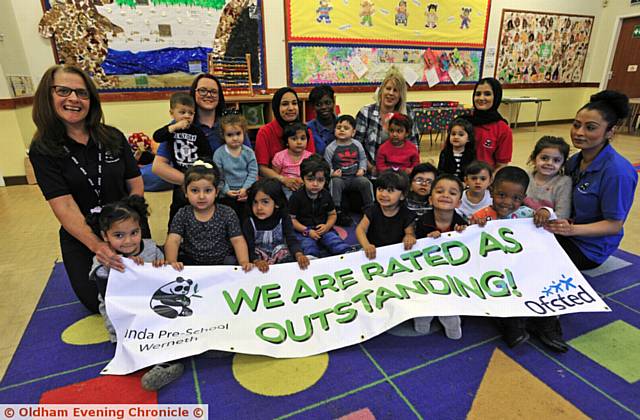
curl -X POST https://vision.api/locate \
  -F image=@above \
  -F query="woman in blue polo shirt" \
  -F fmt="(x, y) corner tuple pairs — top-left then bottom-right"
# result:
(541, 90), (638, 351)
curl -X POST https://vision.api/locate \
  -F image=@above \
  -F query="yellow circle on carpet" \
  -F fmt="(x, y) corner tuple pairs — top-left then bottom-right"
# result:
(61, 314), (110, 345)
(232, 353), (329, 396)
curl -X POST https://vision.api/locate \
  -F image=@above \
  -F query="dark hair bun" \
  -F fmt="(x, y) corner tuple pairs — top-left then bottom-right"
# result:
(590, 90), (629, 121)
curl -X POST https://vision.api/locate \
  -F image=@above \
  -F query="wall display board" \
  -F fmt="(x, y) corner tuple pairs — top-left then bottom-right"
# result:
(285, 0), (491, 89)
(40, 0), (266, 91)
(494, 10), (594, 84)
(289, 44), (483, 87)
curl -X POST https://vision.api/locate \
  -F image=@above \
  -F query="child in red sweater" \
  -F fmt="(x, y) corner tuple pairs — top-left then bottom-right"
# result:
(375, 113), (420, 174)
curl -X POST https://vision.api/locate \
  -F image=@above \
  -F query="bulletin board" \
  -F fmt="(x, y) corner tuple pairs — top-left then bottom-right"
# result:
(494, 10), (594, 84)
(285, 0), (491, 89)
(39, 0), (266, 91)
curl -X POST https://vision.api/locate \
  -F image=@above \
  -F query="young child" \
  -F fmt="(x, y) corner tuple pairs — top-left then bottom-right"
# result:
(243, 178), (310, 272)
(375, 113), (420, 174)
(523, 136), (572, 224)
(153, 92), (213, 227)
(356, 170), (417, 260)
(87, 195), (183, 391)
(213, 113), (258, 221)
(407, 162), (438, 217)
(458, 160), (493, 221)
(437, 117), (476, 179)
(324, 114), (374, 226)
(272, 121), (313, 198)
(414, 175), (468, 339)
(289, 156), (352, 257)
(471, 166), (563, 352)
(164, 160), (253, 271)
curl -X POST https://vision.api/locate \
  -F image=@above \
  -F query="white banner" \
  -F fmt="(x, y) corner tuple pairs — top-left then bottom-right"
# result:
(103, 220), (608, 375)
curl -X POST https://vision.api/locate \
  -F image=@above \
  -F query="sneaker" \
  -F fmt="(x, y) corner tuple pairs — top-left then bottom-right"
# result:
(336, 210), (353, 226)
(141, 362), (184, 391)
(530, 317), (569, 353)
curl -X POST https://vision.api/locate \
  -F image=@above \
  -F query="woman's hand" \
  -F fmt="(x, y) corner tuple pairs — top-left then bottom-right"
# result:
(281, 177), (303, 191)
(545, 219), (574, 236)
(254, 259), (270, 273)
(94, 242), (124, 272)
(296, 252), (310, 270)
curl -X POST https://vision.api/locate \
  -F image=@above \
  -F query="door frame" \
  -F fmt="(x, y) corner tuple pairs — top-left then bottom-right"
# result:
(601, 12), (640, 90)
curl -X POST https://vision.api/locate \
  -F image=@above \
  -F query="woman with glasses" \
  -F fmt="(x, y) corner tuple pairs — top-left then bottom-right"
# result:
(152, 74), (251, 197)
(29, 65), (143, 313)
(255, 87), (316, 192)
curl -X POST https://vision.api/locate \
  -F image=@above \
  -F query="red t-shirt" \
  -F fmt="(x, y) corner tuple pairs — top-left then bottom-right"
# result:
(255, 120), (316, 166)
(474, 120), (512, 167)
(375, 140), (420, 173)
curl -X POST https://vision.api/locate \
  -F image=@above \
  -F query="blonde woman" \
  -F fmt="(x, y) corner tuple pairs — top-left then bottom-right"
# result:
(354, 67), (420, 175)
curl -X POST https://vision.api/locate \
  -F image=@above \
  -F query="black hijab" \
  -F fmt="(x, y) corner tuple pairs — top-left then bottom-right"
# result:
(271, 87), (300, 128)
(469, 77), (508, 126)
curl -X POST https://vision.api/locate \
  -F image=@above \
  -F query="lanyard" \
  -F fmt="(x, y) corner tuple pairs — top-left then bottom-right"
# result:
(64, 142), (102, 206)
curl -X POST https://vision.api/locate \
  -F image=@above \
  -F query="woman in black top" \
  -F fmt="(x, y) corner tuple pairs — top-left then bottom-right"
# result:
(29, 65), (143, 313)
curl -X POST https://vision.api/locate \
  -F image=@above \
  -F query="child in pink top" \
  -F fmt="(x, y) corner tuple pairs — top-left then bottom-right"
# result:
(375, 113), (420, 174)
(272, 122), (313, 197)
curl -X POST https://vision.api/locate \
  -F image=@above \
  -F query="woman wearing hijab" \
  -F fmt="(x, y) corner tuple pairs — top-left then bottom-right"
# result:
(469, 77), (513, 171)
(255, 87), (316, 191)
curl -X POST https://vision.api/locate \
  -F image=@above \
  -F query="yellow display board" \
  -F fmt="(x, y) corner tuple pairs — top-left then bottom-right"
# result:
(286, 0), (490, 47)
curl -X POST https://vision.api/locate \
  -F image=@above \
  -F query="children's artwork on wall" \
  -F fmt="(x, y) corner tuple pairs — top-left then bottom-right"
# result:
(39, 0), (266, 91)
(287, 0), (490, 47)
(289, 43), (483, 87)
(494, 10), (594, 84)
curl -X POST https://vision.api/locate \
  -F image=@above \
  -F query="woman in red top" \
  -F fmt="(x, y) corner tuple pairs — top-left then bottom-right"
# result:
(255, 87), (315, 192)
(469, 77), (513, 171)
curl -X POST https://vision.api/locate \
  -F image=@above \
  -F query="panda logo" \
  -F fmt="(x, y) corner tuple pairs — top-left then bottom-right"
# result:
(150, 277), (201, 319)
(483, 138), (493, 149)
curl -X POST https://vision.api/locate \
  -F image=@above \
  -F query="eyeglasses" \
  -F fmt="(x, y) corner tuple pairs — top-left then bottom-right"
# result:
(196, 88), (219, 97)
(52, 85), (90, 100)
(413, 178), (433, 185)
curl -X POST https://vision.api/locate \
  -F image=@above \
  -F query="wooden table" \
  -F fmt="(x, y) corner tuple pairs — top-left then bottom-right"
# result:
(501, 97), (551, 131)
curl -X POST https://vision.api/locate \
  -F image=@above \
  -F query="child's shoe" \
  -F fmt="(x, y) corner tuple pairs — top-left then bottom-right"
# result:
(530, 317), (568, 353)
(414, 316), (433, 334)
(141, 362), (184, 391)
(336, 209), (353, 226)
(439, 316), (462, 339)
(500, 318), (529, 348)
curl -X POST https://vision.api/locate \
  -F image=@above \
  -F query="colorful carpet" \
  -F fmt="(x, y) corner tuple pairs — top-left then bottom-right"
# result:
(1, 249), (639, 418)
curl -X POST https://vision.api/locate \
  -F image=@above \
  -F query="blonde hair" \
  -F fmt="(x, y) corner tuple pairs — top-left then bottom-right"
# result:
(376, 66), (408, 114)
